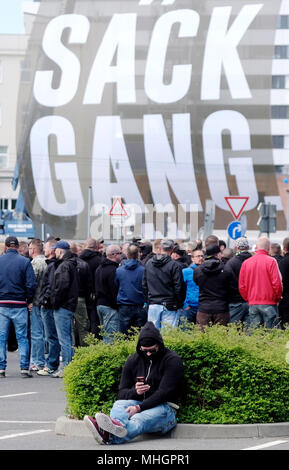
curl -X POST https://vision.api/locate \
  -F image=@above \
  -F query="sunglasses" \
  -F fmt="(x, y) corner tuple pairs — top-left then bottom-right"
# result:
(140, 346), (159, 355)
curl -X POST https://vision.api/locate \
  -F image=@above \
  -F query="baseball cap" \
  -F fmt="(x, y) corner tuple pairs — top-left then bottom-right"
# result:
(205, 244), (221, 258)
(52, 240), (70, 250)
(161, 239), (175, 250)
(5, 236), (19, 247)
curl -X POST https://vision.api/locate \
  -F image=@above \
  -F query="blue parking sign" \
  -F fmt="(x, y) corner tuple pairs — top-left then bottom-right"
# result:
(227, 221), (242, 240)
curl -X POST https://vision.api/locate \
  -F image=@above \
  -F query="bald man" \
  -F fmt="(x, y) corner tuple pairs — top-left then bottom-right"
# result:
(239, 237), (282, 328)
(94, 245), (123, 342)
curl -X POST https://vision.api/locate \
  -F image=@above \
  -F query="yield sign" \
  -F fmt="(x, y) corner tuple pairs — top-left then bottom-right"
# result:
(109, 197), (128, 217)
(224, 197), (249, 220)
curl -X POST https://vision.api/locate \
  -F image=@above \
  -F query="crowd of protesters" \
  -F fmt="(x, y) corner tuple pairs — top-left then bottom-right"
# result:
(0, 231), (287, 378)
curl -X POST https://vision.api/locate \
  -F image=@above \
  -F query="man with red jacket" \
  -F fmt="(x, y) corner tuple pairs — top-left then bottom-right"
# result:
(239, 237), (282, 328)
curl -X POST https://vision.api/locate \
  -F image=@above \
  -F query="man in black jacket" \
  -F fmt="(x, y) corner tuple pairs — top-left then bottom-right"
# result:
(277, 237), (289, 328)
(193, 243), (231, 329)
(83, 321), (184, 445)
(142, 239), (186, 330)
(224, 237), (252, 325)
(49, 241), (79, 377)
(79, 238), (103, 337)
(95, 244), (122, 342)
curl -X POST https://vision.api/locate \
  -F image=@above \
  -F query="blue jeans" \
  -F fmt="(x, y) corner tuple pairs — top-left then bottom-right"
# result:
(148, 304), (180, 330)
(0, 306), (30, 370)
(53, 307), (74, 368)
(118, 305), (147, 335)
(179, 306), (197, 327)
(249, 304), (280, 329)
(30, 306), (45, 368)
(41, 307), (61, 370)
(109, 400), (177, 444)
(97, 305), (120, 343)
(229, 302), (250, 325)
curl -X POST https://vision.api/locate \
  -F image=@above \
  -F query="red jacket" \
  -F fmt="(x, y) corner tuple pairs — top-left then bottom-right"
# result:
(239, 250), (283, 305)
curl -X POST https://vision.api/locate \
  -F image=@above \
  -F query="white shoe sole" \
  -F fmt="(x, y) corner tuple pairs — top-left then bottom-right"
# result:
(83, 415), (105, 444)
(94, 413), (127, 438)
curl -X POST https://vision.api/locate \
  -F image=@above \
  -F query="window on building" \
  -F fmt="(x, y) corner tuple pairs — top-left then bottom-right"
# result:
(277, 15), (289, 29)
(272, 136), (284, 148)
(20, 59), (30, 83)
(272, 75), (285, 88)
(274, 46), (289, 59)
(271, 106), (288, 119)
(0, 61), (2, 83)
(0, 146), (8, 168)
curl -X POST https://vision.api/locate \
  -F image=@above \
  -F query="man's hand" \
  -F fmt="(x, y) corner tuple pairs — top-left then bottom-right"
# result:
(135, 381), (150, 396)
(27, 303), (33, 312)
(125, 405), (140, 418)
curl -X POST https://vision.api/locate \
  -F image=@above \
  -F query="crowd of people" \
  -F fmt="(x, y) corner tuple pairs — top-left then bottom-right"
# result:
(0, 231), (287, 379)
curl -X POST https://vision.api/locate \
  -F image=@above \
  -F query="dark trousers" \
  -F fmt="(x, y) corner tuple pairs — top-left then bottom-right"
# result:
(197, 311), (230, 330)
(118, 305), (147, 335)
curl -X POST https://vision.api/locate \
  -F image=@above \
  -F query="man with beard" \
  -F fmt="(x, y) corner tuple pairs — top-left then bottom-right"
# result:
(49, 241), (79, 377)
(83, 321), (183, 445)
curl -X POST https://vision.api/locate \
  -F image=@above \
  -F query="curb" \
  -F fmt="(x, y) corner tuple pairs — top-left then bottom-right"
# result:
(55, 416), (289, 440)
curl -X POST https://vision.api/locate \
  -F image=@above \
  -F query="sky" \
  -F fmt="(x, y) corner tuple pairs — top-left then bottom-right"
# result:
(0, 0), (25, 34)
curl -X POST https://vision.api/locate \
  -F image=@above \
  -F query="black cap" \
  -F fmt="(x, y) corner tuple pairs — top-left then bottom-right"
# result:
(5, 236), (19, 247)
(205, 243), (221, 258)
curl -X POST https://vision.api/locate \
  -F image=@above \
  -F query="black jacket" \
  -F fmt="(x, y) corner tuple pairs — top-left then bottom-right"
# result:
(224, 251), (252, 303)
(50, 251), (79, 312)
(278, 253), (289, 312)
(142, 255), (186, 309)
(38, 257), (60, 309)
(118, 322), (184, 411)
(193, 257), (231, 314)
(95, 258), (119, 308)
(79, 249), (103, 291)
(71, 253), (92, 302)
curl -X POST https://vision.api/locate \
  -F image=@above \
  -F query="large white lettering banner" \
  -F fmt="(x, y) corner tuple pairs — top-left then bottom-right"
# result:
(16, 0), (282, 239)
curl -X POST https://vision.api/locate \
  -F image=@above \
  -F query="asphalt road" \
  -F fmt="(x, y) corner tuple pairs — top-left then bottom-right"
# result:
(0, 350), (289, 458)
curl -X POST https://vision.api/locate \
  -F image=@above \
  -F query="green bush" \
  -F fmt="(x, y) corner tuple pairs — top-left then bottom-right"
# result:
(63, 324), (289, 424)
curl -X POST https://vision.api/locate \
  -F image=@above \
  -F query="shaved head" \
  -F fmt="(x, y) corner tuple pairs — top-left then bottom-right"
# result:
(256, 236), (270, 253)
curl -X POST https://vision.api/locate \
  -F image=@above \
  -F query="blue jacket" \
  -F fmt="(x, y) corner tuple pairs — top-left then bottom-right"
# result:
(115, 259), (145, 305)
(182, 264), (199, 309)
(0, 249), (36, 306)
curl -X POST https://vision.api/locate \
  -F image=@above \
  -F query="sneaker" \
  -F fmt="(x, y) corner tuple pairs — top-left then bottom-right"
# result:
(20, 370), (32, 378)
(29, 364), (40, 372)
(0, 370), (5, 378)
(51, 369), (64, 378)
(83, 415), (110, 445)
(37, 367), (56, 376)
(95, 412), (127, 438)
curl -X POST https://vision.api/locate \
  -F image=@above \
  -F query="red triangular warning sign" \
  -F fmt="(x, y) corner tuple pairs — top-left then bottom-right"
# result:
(109, 197), (128, 217)
(224, 197), (249, 220)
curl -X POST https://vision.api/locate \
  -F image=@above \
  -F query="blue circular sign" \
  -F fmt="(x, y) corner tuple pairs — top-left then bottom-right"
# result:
(227, 221), (242, 240)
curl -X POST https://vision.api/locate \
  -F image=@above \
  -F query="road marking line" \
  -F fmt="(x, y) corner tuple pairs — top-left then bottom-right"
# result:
(0, 420), (55, 424)
(0, 430), (52, 440)
(242, 440), (288, 450)
(0, 392), (38, 399)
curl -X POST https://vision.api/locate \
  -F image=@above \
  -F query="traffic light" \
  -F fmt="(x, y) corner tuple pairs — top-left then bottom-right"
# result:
(257, 202), (277, 234)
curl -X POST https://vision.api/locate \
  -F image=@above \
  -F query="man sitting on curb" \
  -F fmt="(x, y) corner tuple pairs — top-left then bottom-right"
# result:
(83, 321), (184, 445)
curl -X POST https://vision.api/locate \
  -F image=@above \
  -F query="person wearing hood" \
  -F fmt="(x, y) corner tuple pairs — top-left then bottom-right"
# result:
(83, 321), (184, 445)
(95, 244), (123, 342)
(223, 237), (252, 325)
(79, 238), (103, 338)
(49, 241), (79, 377)
(142, 239), (186, 330)
(193, 243), (231, 329)
(114, 244), (147, 335)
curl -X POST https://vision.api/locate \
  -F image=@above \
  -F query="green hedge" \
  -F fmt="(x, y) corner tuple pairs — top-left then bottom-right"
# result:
(63, 324), (289, 424)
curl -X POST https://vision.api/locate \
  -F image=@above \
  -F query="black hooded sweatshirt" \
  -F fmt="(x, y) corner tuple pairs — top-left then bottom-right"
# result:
(193, 257), (231, 314)
(223, 251), (252, 303)
(118, 322), (184, 411)
(50, 250), (79, 312)
(142, 255), (186, 309)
